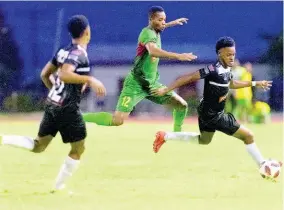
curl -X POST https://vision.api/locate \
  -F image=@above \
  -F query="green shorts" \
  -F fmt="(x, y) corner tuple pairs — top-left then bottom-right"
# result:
(116, 75), (174, 113)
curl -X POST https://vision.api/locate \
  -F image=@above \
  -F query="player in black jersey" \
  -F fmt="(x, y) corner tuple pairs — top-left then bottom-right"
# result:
(151, 37), (280, 170)
(0, 15), (106, 191)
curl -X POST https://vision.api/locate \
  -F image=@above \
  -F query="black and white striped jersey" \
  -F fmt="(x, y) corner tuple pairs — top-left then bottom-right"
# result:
(198, 62), (233, 121)
(47, 43), (91, 110)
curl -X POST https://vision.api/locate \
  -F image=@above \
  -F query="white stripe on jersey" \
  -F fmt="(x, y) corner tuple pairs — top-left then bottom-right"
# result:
(76, 67), (90, 72)
(216, 63), (231, 74)
(209, 81), (230, 87)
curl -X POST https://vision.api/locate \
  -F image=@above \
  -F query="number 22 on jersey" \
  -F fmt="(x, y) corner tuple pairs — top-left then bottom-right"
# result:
(48, 77), (65, 104)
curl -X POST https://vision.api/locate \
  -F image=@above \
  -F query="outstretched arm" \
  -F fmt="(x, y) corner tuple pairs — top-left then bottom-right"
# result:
(151, 70), (201, 96)
(229, 80), (272, 90)
(145, 42), (197, 61)
(165, 18), (188, 28)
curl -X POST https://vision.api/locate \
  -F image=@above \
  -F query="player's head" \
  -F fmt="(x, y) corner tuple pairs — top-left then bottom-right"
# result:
(148, 6), (166, 32)
(67, 15), (91, 44)
(215, 36), (236, 67)
(244, 62), (253, 73)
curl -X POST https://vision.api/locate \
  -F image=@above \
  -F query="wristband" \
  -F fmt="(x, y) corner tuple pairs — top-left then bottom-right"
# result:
(252, 81), (256, 87)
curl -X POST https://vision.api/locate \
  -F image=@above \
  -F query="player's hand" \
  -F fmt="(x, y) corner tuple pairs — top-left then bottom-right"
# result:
(151, 87), (168, 96)
(256, 80), (272, 91)
(88, 77), (106, 97)
(177, 53), (197, 61)
(172, 18), (188, 26)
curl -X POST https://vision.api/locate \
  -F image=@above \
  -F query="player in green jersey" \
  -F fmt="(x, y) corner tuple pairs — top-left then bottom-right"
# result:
(83, 6), (197, 132)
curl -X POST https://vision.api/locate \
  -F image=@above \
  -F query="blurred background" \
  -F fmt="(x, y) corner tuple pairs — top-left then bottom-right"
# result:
(0, 1), (282, 122)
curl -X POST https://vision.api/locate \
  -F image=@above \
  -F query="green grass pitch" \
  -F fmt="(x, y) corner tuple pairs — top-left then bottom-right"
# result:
(0, 120), (282, 210)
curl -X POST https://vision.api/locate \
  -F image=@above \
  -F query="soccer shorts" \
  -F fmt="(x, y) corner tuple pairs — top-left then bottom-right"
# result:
(38, 105), (87, 143)
(116, 76), (174, 113)
(198, 112), (240, 136)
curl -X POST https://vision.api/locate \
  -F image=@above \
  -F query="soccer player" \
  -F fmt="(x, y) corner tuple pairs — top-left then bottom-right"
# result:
(83, 6), (197, 132)
(0, 15), (106, 190)
(152, 36), (277, 169)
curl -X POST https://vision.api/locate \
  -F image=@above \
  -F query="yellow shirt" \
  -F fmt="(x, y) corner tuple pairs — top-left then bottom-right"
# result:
(235, 67), (252, 100)
(254, 101), (271, 115)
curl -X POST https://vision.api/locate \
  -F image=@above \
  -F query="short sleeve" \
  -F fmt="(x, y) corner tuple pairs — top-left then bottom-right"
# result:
(140, 28), (157, 45)
(198, 64), (215, 79)
(64, 49), (84, 68)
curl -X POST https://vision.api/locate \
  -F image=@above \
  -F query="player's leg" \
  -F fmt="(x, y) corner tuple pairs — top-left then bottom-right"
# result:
(216, 113), (265, 166)
(0, 110), (56, 152)
(83, 79), (146, 126)
(54, 139), (85, 190)
(148, 85), (188, 132)
(232, 126), (265, 166)
(153, 117), (215, 153)
(53, 110), (86, 190)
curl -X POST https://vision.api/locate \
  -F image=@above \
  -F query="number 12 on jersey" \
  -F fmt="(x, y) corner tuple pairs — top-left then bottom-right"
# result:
(48, 77), (65, 104)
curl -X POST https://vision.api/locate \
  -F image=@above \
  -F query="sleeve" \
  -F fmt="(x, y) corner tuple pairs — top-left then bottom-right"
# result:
(198, 64), (214, 79)
(64, 49), (84, 68)
(140, 28), (157, 45)
(50, 52), (59, 67)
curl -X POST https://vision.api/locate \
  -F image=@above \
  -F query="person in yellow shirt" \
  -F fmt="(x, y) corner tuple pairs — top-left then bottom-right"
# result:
(234, 63), (253, 122)
(250, 100), (271, 124)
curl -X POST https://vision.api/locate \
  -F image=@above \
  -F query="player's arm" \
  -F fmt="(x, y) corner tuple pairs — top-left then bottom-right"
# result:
(229, 80), (272, 90)
(165, 18), (188, 28)
(151, 70), (201, 96)
(59, 64), (106, 97)
(145, 42), (197, 61)
(40, 62), (57, 89)
(58, 63), (90, 84)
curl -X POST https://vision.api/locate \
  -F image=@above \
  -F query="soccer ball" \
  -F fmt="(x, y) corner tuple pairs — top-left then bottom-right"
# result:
(259, 159), (282, 180)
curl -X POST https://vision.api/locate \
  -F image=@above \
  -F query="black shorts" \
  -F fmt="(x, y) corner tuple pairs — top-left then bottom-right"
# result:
(198, 113), (240, 136)
(38, 106), (87, 143)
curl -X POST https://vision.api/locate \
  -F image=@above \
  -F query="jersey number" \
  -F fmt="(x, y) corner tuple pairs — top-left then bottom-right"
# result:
(57, 49), (69, 63)
(48, 77), (65, 103)
(121, 96), (131, 107)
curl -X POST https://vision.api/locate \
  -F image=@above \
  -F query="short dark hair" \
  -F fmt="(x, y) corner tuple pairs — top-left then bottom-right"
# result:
(148, 6), (164, 18)
(67, 15), (89, 39)
(215, 36), (235, 54)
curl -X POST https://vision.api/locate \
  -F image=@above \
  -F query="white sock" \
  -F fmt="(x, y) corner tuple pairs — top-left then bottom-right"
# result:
(54, 156), (80, 190)
(1, 135), (34, 150)
(165, 132), (200, 144)
(246, 142), (265, 166)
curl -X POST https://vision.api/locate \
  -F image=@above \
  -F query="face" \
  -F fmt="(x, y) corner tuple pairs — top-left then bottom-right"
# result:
(83, 26), (91, 44)
(218, 46), (236, 67)
(150, 11), (166, 32)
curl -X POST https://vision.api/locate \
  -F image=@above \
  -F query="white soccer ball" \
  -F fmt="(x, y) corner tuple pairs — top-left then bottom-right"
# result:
(259, 159), (282, 180)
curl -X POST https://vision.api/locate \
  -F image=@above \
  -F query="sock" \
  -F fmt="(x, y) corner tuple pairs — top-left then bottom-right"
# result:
(54, 156), (80, 190)
(246, 142), (265, 166)
(173, 107), (188, 132)
(0, 135), (34, 150)
(83, 112), (113, 126)
(165, 132), (200, 144)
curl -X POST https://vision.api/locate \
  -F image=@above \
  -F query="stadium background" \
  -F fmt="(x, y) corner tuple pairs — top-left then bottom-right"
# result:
(0, 2), (283, 210)
(0, 1), (282, 116)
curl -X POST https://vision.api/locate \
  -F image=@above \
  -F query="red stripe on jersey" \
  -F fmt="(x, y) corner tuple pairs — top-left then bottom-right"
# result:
(136, 42), (147, 56)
